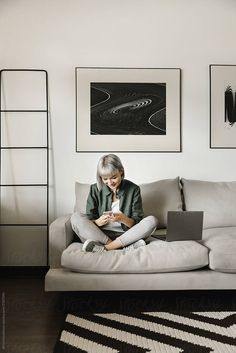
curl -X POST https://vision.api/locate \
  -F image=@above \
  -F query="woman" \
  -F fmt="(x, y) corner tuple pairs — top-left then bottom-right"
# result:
(71, 154), (158, 252)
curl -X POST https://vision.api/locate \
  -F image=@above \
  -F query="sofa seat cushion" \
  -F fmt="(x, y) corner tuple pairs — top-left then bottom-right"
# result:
(202, 227), (236, 273)
(61, 239), (208, 274)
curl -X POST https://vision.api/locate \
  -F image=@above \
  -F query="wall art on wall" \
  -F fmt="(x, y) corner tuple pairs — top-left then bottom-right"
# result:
(75, 67), (181, 152)
(210, 64), (236, 148)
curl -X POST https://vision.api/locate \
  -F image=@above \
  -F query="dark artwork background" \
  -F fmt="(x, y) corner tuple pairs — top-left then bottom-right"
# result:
(90, 83), (166, 135)
(225, 85), (236, 126)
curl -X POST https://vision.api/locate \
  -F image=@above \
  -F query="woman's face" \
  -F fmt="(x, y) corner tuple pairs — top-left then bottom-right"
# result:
(101, 170), (123, 192)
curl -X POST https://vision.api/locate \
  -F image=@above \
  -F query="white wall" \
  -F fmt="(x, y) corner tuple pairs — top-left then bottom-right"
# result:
(1, 0), (236, 223)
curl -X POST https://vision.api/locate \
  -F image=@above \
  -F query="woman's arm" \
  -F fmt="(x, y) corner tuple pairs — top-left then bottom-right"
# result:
(86, 185), (112, 227)
(110, 185), (143, 229)
(93, 214), (112, 227)
(110, 212), (135, 228)
(86, 185), (99, 220)
(130, 185), (144, 224)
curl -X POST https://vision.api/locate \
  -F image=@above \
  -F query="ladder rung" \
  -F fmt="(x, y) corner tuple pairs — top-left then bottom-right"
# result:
(0, 184), (47, 187)
(0, 110), (47, 113)
(0, 224), (48, 227)
(1, 146), (48, 149)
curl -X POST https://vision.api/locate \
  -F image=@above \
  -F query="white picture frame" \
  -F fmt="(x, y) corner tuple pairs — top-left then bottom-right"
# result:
(76, 67), (181, 152)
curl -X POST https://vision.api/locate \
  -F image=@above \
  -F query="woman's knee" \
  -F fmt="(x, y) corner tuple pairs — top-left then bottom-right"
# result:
(70, 212), (88, 232)
(142, 215), (158, 229)
(70, 213), (92, 242)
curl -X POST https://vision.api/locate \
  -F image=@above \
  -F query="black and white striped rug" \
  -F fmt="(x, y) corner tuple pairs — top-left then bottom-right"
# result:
(54, 311), (236, 353)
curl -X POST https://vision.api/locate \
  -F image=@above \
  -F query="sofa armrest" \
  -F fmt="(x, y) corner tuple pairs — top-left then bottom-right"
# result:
(49, 214), (74, 268)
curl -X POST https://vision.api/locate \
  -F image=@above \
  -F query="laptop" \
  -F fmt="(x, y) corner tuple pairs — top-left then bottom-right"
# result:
(166, 211), (204, 241)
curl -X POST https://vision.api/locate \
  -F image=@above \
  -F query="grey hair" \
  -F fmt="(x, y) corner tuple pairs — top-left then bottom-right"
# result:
(96, 154), (125, 190)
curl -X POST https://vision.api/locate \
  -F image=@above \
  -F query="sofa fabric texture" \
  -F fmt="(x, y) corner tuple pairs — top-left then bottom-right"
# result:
(75, 182), (91, 214)
(140, 177), (183, 228)
(182, 178), (236, 229)
(202, 227), (236, 273)
(61, 238), (208, 274)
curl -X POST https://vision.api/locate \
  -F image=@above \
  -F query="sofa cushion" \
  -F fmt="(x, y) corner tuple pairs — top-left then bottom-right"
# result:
(61, 238), (208, 274)
(202, 227), (236, 273)
(75, 177), (183, 229)
(75, 182), (90, 214)
(140, 177), (183, 228)
(182, 178), (236, 229)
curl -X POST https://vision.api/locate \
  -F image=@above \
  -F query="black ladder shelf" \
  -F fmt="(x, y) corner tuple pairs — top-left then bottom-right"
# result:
(0, 69), (49, 266)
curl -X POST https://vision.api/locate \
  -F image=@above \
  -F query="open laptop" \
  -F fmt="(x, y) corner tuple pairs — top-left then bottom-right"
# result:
(165, 211), (204, 241)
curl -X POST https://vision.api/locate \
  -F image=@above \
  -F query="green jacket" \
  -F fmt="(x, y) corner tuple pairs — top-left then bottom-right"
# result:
(86, 179), (144, 230)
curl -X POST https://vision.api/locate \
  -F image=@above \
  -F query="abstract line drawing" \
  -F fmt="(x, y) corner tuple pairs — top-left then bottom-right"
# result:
(90, 83), (166, 135)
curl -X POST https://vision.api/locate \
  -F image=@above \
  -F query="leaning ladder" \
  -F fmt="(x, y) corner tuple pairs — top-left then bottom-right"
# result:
(0, 69), (49, 266)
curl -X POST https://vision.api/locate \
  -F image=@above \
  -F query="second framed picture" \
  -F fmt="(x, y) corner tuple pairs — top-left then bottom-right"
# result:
(75, 67), (181, 152)
(210, 64), (236, 149)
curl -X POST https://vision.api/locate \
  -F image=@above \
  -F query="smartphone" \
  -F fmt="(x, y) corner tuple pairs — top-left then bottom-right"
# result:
(103, 211), (113, 215)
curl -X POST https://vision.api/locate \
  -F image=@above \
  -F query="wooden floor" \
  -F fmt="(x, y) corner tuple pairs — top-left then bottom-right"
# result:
(1, 275), (64, 353)
(1, 269), (236, 353)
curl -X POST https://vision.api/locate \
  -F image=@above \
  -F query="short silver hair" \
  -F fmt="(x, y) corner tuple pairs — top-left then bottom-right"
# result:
(96, 154), (125, 190)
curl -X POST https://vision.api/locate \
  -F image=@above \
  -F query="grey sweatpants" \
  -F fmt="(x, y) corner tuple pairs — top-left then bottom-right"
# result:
(70, 212), (158, 247)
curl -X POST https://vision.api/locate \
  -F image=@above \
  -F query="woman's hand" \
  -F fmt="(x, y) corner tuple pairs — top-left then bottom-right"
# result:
(110, 212), (135, 229)
(94, 214), (112, 227)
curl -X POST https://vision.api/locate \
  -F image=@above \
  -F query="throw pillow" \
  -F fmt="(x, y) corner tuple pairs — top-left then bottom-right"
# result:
(182, 178), (236, 229)
(140, 177), (183, 228)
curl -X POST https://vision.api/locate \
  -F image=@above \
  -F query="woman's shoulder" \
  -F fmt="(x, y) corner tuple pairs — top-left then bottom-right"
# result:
(89, 183), (99, 194)
(122, 179), (140, 190)
(90, 183), (110, 195)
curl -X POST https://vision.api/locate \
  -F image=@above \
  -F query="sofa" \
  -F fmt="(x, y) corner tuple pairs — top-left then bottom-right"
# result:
(45, 177), (236, 291)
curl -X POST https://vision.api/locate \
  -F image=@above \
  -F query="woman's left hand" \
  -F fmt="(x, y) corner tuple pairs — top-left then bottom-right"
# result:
(110, 212), (123, 223)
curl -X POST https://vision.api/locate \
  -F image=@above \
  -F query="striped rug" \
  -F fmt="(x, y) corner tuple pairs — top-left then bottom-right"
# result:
(54, 311), (236, 353)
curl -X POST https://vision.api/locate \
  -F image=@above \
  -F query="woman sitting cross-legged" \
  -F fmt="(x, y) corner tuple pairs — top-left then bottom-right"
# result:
(71, 154), (158, 252)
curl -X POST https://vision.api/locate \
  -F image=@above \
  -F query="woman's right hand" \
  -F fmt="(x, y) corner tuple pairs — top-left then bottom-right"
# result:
(94, 214), (111, 227)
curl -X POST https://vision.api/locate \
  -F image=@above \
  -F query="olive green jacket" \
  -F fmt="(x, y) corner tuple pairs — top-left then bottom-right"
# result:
(86, 179), (144, 231)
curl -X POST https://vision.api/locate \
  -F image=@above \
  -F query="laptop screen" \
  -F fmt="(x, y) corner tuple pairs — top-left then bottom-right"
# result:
(166, 211), (203, 241)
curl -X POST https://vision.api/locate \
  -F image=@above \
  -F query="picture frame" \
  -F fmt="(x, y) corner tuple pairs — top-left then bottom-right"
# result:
(75, 67), (181, 152)
(210, 64), (236, 149)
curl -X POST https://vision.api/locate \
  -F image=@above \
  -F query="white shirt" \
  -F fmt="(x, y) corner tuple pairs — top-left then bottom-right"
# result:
(102, 200), (123, 232)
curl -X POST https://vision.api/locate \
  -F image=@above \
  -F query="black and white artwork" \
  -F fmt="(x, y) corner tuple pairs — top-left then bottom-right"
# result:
(225, 85), (236, 127)
(90, 82), (166, 135)
(76, 67), (181, 152)
(210, 65), (236, 148)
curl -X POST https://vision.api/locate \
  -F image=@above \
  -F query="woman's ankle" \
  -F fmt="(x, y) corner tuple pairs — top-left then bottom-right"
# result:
(105, 238), (123, 251)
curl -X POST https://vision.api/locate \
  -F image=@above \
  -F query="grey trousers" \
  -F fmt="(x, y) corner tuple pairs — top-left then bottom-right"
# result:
(70, 212), (158, 247)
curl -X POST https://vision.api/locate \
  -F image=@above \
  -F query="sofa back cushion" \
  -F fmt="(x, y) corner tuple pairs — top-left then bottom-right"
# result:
(140, 177), (182, 228)
(75, 177), (183, 229)
(182, 178), (236, 229)
(75, 182), (90, 214)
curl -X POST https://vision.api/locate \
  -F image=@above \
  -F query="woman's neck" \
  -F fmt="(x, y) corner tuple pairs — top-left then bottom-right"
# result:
(112, 190), (119, 202)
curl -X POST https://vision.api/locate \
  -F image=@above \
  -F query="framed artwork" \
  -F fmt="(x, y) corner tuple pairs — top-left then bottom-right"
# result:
(210, 64), (236, 148)
(75, 67), (181, 152)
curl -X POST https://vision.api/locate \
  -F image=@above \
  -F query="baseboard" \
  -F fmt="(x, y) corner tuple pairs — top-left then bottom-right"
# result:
(0, 266), (49, 278)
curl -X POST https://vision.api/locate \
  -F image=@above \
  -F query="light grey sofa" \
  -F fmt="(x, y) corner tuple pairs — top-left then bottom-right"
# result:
(45, 178), (236, 291)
